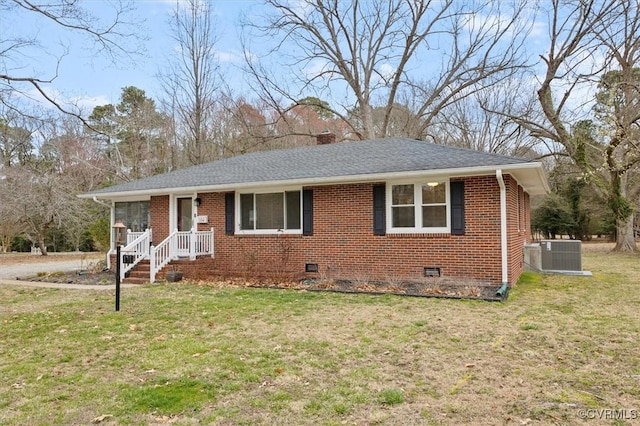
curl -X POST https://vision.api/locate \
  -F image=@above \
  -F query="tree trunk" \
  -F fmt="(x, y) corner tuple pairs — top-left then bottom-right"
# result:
(0, 233), (11, 252)
(360, 103), (374, 140)
(615, 213), (637, 252)
(38, 233), (48, 256)
(610, 171), (637, 252)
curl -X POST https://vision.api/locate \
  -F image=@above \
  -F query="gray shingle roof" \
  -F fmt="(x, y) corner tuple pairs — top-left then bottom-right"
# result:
(83, 138), (541, 197)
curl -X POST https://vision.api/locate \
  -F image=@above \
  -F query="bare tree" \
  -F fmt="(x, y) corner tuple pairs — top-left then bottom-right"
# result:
(434, 80), (541, 157)
(158, 0), (221, 165)
(0, 181), (21, 251)
(242, 0), (531, 140)
(506, 0), (638, 252)
(0, 215), (20, 252)
(0, 112), (111, 254)
(0, 0), (144, 122)
(275, 100), (350, 147)
(592, 1), (640, 251)
(0, 109), (36, 167)
(2, 163), (89, 255)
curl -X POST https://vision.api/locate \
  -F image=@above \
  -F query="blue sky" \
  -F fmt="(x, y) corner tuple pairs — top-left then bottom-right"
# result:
(5, 1), (599, 119)
(4, 0), (257, 113)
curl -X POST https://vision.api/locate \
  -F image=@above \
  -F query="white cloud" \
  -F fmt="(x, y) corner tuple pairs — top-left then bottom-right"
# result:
(304, 59), (331, 80)
(287, 0), (313, 18)
(69, 95), (112, 112)
(21, 87), (110, 115)
(464, 13), (518, 37)
(215, 49), (243, 64)
(530, 21), (547, 38)
(378, 63), (396, 82)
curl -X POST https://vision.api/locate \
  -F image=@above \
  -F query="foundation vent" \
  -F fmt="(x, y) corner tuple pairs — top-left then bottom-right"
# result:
(424, 267), (441, 277)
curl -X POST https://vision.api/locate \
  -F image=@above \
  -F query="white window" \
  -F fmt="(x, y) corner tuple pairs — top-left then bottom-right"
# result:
(238, 190), (301, 233)
(391, 184), (415, 227)
(114, 201), (150, 232)
(387, 181), (450, 233)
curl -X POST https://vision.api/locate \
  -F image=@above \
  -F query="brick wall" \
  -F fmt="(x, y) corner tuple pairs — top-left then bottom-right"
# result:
(505, 176), (532, 284)
(146, 175), (531, 286)
(150, 195), (170, 245)
(198, 176), (507, 285)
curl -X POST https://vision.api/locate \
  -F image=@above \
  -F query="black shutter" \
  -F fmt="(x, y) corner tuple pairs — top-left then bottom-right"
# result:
(373, 184), (386, 235)
(450, 181), (465, 235)
(225, 192), (235, 235)
(302, 189), (313, 235)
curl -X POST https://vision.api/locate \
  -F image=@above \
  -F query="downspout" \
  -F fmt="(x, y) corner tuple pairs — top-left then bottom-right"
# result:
(92, 197), (113, 270)
(495, 170), (509, 297)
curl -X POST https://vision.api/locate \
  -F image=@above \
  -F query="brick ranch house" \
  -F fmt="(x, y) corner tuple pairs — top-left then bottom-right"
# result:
(79, 136), (548, 294)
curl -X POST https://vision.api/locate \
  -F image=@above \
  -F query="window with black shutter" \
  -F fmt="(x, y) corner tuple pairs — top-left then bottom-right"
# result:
(373, 184), (386, 235)
(450, 181), (465, 235)
(225, 192), (235, 235)
(302, 189), (313, 235)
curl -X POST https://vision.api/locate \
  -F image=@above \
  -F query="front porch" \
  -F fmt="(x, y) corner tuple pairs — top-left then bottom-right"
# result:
(113, 228), (215, 283)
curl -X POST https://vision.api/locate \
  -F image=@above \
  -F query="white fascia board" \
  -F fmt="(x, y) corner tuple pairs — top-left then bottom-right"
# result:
(92, 194), (152, 203)
(507, 166), (550, 195)
(81, 162), (547, 201)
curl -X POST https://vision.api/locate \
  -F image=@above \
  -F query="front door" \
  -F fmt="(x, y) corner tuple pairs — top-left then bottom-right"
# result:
(177, 197), (193, 231)
(177, 197), (193, 256)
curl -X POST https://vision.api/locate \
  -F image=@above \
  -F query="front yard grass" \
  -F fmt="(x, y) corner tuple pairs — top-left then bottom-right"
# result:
(1, 250), (638, 425)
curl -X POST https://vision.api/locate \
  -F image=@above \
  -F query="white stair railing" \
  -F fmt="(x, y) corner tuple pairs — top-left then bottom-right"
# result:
(119, 229), (152, 280)
(149, 229), (178, 283)
(147, 228), (215, 283)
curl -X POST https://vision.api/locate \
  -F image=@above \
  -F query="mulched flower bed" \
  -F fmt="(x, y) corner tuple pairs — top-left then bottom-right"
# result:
(17, 270), (115, 286)
(17, 270), (508, 301)
(307, 279), (507, 301)
(250, 277), (508, 301)
(196, 276), (508, 301)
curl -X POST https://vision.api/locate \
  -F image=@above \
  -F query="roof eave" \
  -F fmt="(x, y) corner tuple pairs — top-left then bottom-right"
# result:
(80, 162), (548, 201)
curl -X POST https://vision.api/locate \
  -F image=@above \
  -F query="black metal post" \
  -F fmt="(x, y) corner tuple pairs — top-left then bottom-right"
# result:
(115, 245), (121, 312)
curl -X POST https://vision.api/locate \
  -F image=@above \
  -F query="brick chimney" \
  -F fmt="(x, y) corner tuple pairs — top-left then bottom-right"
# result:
(316, 131), (336, 145)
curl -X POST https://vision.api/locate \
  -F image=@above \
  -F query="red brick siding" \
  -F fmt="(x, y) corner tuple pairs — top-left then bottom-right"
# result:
(145, 175), (531, 286)
(150, 195), (170, 244)
(505, 177), (530, 285)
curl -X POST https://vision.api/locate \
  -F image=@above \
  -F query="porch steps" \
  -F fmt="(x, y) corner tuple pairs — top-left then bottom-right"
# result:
(122, 260), (154, 284)
(122, 258), (216, 284)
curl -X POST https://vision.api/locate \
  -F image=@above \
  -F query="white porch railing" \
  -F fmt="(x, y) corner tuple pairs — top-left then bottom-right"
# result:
(127, 230), (148, 245)
(149, 228), (214, 283)
(149, 229), (177, 283)
(119, 229), (152, 280)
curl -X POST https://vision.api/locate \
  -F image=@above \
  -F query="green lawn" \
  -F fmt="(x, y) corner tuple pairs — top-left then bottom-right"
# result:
(1, 251), (638, 425)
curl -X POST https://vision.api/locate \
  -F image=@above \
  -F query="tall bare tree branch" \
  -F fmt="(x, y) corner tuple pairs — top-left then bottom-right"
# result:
(0, 0), (145, 125)
(242, 0), (532, 140)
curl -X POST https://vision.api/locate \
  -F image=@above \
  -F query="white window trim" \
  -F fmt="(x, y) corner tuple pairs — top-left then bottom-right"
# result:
(235, 186), (303, 235)
(170, 193), (198, 233)
(386, 179), (451, 234)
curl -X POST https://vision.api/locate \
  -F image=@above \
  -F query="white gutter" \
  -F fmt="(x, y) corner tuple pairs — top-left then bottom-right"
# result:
(496, 170), (509, 295)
